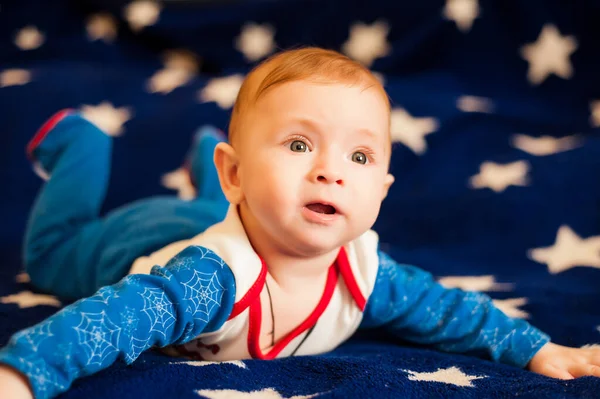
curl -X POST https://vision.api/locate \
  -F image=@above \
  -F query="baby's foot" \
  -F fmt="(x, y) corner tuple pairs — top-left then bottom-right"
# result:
(186, 126), (227, 202)
(26, 109), (105, 180)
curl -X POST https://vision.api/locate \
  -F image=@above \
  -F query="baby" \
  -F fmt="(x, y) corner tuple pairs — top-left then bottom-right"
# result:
(1, 47), (600, 399)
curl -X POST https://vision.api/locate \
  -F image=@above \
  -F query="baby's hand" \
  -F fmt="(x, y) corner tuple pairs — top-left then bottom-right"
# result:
(528, 342), (600, 379)
(0, 364), (34, 399)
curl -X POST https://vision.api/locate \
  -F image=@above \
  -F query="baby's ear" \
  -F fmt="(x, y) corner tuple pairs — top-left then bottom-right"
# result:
(381, 173), (395, 200)
(214, 142), (244, 204)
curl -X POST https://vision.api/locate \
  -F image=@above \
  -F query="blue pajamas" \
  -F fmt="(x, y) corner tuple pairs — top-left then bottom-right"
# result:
(0, 247), (549, 399)
(0, 246), (237, 399)
(24, 111), (229, 300)
(360, 252), (550, 368)
(0, 111), (551, 399)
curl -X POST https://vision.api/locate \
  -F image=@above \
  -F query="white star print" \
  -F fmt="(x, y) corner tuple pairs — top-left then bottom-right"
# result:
(528, 225), (600, 274)
(390, 108), (439, 155)
(511, 134), (582, 156)
(163, 49), (200, 72)
(147, 50), (199, 94)
(14, 26), (45, 50)
(124, 0), (161, 32)
(443, 0), (480, 32)
(456, 95), (494, 113)
(342, 20), (391, 67)
(520, 24), (578, 85)
(596, 326), (600, 334)
(0, 291), (61, 308)
(175, 360), (246, 369)
(402, 366), (486, 387)
(372, 71), (385, 86)
(196, 388), (320, 399)
(438, 275), (514, 292)
(0, 69), (32, 88)
(80, 101), (133, 137)
(161, 167), (196, 200)
(492, 298), (529, 319)
(589, 100), (600, 127)
(469, 160), (529, 193)
(147, 68), (193, 94)
(198, 74), (244, 109)
(86, 13), (118, 43)
(235, 22), (276, 62)
(15, 272), (30, 283)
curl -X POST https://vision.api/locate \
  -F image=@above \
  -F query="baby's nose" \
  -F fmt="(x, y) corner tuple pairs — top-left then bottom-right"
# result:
(316, 174), (343, 185)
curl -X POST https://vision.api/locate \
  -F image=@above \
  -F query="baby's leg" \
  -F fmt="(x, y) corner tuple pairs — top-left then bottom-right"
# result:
(23, 110), (113, 299)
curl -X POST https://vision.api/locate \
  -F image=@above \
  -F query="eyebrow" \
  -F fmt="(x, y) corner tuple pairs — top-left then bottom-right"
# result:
(286, 117), (380, 142)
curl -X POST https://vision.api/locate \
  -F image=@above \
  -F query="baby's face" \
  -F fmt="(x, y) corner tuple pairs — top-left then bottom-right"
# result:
(237, 80), (392, 256)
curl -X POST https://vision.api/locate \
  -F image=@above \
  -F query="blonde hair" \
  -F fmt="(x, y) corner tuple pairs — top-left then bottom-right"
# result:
(228, 47), (391, 150)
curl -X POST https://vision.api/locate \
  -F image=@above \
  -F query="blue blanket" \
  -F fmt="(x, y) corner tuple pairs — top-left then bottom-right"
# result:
(2, 0), (600, 397)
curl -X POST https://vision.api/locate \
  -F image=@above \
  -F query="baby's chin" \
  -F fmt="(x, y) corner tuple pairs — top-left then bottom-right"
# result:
(285, 228), (362, 256)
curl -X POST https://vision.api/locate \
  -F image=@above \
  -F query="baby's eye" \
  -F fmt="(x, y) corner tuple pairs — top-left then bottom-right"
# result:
(289, 140), (309, 153)
(351, 151), (368, 164)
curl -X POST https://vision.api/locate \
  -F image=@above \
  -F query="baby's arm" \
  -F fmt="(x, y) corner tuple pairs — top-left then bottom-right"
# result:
(0, 246), (236, 399)
(360, 251), (550, 369)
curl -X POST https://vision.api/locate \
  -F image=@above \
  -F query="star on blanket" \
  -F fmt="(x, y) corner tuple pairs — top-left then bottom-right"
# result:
(342, 20), (391, 67)
(147, 68), (193, 94)
(528, 225), (600, 274)
(372, 72), (385, 86)
(163, 49), (200, 72)
(175, 360), (246, 369)
(469, 160), (529, 192)
(511, 134), (582, 156)
(198, 74), (244, 109)
(390, 108), (439, 155)
(589, 100), (600, 127)
(161, 167), (196, 200)
(124, 0), (161, 32)
(492, 298), (529, 319)
(438, 275), (514, 292)
(196, 388), (320, 399)
(235, 22), (276, 62)
(80, 101), (133, 137)
(402, 366), (486, 387)
(456, 95), (494, 113)
(0, 69), (31, 88)
(443, 0), (480, 32)
(0, 291), (61, 309)
(520, 24), (578, 85)
(14, 25), (45, 50)
(16, 272), (31, 283)
(147, 50), (199, 94)
(86, 13), (117, 43)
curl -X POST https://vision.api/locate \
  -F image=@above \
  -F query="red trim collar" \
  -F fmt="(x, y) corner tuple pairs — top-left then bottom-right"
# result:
(227, 257), (267, 320)
(336, 246), (367, 311)
(248, 263), (338, 360)
(224, 246), (367, 359)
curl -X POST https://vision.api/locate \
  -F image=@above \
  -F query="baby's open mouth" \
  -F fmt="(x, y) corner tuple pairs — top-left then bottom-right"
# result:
(306, 203), (337, 215)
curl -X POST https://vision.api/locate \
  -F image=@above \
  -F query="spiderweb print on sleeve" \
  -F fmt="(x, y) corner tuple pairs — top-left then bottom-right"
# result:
(15, 357), (65, 396)
(119, 306), (151, 363)
(165, 246), (227, 273)
(10, 319), (54, 352)
(182, 269), (225, 322)
(73, 310), (122, 366)
(139, 287), (176, 340)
